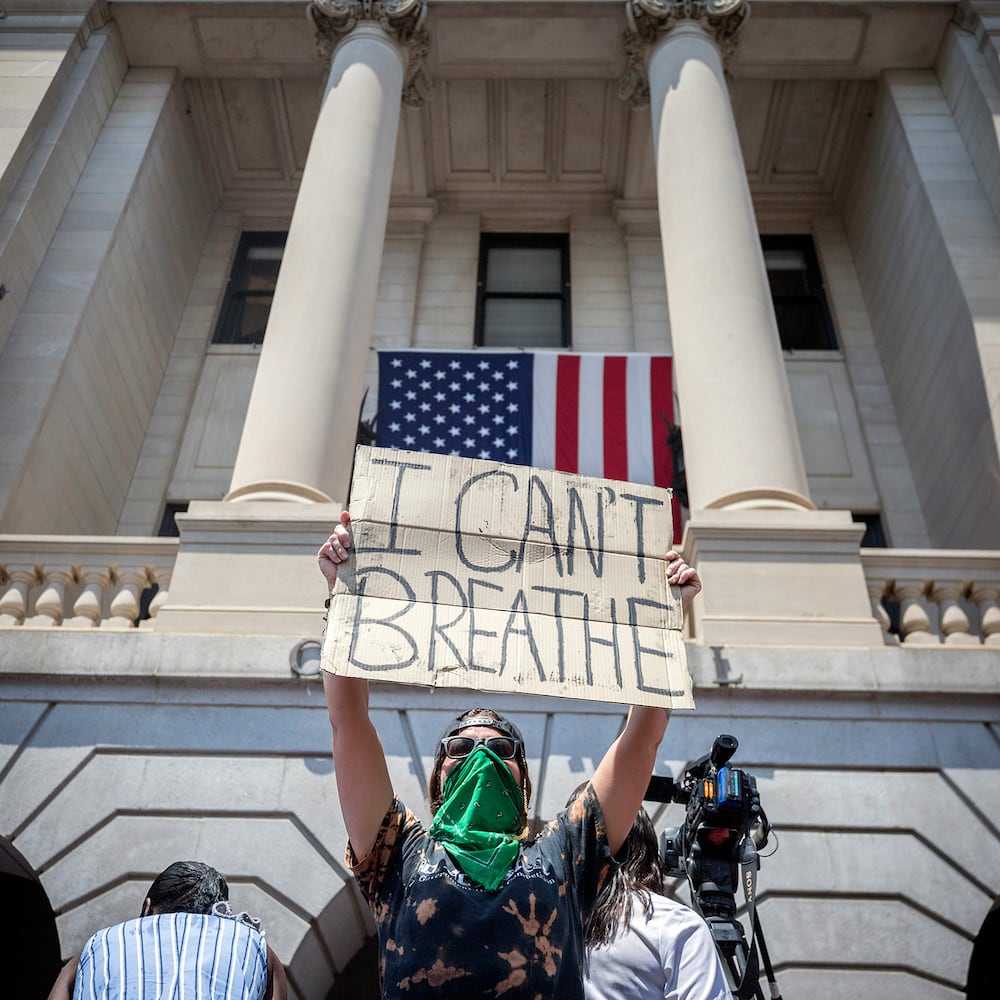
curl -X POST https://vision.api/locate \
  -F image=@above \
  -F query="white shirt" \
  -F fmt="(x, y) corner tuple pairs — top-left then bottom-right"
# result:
(584, 893), (734, 1000)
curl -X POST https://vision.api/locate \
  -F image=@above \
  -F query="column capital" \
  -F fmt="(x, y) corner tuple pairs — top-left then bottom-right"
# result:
(958, 1), (1000, 92)
(308, 0), (431, 106)
(620, 0), (749, 107)
(957, 0), (1000, 36)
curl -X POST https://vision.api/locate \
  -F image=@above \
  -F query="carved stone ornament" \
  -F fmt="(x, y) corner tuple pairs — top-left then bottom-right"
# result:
(307, 0), (432, 106)
(87, 0), (112, 31)
(620, 0), (750, 108)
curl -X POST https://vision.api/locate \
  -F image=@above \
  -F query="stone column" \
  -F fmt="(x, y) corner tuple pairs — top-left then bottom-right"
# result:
(624, 0), (811, 512)
(161, 4), (430, 635)
(619, 2), (883, 646)
(226, 0), (430, 506)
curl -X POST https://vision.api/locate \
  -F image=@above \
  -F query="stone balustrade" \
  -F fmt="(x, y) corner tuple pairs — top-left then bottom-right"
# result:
(0, 537), (178, 630)
(861, 549), (1000, 646)
(3, 537), (998, 646)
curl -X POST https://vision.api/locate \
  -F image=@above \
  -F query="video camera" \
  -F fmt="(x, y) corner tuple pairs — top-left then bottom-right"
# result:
(645, 735), (778, 1000)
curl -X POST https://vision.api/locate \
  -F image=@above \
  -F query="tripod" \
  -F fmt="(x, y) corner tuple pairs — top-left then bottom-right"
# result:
(705, 913), (762, 1000)
(645, 735), (783, 1000)
(697, 898), (781, 1000)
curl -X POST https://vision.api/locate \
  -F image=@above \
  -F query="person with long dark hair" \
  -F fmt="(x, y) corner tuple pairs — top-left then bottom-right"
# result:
(317, 511), (703, 1000)
(580, 805), (731, 1000)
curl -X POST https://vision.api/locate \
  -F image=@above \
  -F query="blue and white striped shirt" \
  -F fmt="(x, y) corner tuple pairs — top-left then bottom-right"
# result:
(72, 912), (269, 1000)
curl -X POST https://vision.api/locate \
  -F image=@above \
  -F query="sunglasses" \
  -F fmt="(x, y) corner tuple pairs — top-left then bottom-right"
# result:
(441, 735), (522, 761)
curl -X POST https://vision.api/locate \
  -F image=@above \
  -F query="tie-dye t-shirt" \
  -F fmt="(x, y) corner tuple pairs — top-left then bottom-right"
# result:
(349, 783), (612, 999)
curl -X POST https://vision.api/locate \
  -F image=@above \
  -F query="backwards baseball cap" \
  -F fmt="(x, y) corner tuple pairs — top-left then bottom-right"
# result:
(439, 711), (525, 745)
(428, 708), (532, 823)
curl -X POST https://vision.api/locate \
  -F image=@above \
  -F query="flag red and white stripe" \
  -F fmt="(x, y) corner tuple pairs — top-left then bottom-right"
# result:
(531, 352), (675, 488)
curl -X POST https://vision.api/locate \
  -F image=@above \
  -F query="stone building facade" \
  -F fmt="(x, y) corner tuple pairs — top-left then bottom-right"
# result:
(1, 1), (998, 997)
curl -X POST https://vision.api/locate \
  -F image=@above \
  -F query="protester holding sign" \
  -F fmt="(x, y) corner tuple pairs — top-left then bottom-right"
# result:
(318, 510), (701, 1000)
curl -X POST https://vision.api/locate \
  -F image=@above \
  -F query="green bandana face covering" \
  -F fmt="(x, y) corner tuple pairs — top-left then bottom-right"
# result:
(427, 746), (523, 891)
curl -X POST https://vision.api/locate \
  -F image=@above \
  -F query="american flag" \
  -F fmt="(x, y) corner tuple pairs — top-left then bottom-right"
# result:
(375, 349), (676, 488)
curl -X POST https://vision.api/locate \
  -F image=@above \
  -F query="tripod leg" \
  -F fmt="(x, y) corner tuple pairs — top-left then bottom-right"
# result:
(706, 917), (761, 1000)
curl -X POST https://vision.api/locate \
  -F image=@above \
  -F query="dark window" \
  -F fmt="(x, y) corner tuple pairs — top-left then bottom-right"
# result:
(762, 235), (837, 351)
(856, 514), (895, 633)
(880, 592), (902, 637)
(853, 513), (887, 548)
(475, 234), (571, 348)
(212, 232), (287, 345)
(141, 501), (188, 624)
(158, 502), (188, 538)
(136, 582), (160, 625)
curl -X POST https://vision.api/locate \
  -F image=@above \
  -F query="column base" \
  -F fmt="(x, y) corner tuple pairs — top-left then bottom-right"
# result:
(705, 487), (815, 512)
(224, 480), (336, 504)
(682, 508), (886, 647)
(154, 501), (343, 635)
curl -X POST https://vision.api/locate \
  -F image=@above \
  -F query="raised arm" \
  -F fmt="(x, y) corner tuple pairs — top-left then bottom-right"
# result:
(591, 550), (701, 855)
(319, 512), (394, 859)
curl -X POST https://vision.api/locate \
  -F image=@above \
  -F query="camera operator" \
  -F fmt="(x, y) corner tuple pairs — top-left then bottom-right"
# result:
(570, 794), (732, 1000)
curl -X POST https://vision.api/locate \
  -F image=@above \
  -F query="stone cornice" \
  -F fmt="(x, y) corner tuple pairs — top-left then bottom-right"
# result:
(620, 0), (750, 107)
(956, 0), (1000, 35)
(956, 1), (1000, 97)
(307, 0), (431, 106)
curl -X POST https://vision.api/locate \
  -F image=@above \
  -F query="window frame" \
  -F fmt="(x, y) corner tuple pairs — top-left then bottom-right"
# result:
(212, 231), (287, 346)
(853, 512), (888, 549)
(474, 233), (572, 348)
(762, 234), (838, 352)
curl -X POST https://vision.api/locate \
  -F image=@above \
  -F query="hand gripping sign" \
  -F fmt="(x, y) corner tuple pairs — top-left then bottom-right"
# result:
(322, 446), (695, 709)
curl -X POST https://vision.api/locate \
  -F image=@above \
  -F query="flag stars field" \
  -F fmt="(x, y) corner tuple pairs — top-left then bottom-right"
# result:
(378, 352), (531, 463)
(376, 348), (676, 523)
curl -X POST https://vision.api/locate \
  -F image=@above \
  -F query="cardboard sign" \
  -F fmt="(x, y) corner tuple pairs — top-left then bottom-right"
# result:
(322, 446), (694, 709)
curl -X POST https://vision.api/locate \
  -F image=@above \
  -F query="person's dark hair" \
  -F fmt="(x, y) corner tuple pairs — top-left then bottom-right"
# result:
(428, 708), (532, 831)
(141, 861), (229, 917)
(569, 790), (663, 948)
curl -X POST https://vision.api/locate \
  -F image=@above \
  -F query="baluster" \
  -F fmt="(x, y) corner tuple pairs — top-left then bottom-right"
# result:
(102, 565), (150, 629)
(25, 568), (74, 627)
(142, 570), (171, 628)
(66, 565), (113, 628)
(932, 582), (978, 645)
(867, 579), (896, 643)
(0, 565), (40, 627)
(895, 579), (940, 644)
(971, 584), (1000, 647)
